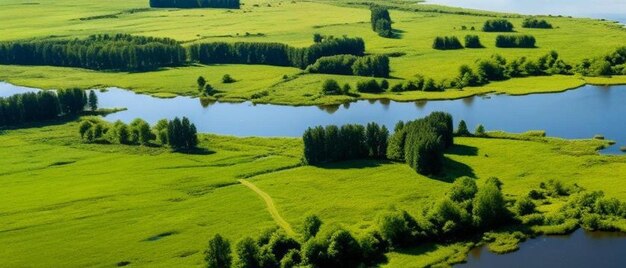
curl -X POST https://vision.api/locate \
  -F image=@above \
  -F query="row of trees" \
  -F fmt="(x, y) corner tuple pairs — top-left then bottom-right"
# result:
(205, 215), (386, 268)
(79, 117), (198, 150)
(188, 36), (365, 69)
(149, 0), (239, 9)
(390, 75), (439, 92)
(371, 6), (393, 38)
(387, 112), (454, 175)
(303, 123), (389, 164)
(495, 35), (536, 48)
(522, 18), (553, 29)
(307, 54), (390, 77)
(0, 89), (96, 126)
(578, 46), (626, 76)
(483, 19), (514, 32)
(456, 51), (572, 88)
(0, 34), (186, 71)
(205, 178), (512, 268)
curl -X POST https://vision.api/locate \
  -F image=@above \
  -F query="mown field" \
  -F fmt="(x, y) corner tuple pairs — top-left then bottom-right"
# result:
(2, 120), (626, 267)
(0, 0), (625, 105)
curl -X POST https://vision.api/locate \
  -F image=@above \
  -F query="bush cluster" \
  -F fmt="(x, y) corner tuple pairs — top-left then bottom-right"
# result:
(308, 54), (390, 77)
(379, 178), (510, 247)
(432, 36), (463, 50)
(303, 122), (389, 164)
(0, 34), (186, 71)
(482, 19), (514, 32)
(390, 75), (440, 92)
(149, 0), (239, 9)
(0, 89), (93, 126)
(522, 18), (553, 29)
(577, 46), (626, 76)
(79, 116), (198, 150)
(495, 35), (536, 48)
(464, 35), (483, 48)
(371, 6), (393, 38)
(188, 36), (365, 69)
(387, 112), (454, 175)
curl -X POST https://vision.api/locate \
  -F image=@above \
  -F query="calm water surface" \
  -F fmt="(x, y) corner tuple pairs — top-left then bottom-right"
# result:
(1, 82), (625, 153)
(458, 229), (626, 268)
(426, 0), (626, 24)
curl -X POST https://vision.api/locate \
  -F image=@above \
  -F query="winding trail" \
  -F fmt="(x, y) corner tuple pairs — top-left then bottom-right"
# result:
(239, 179), (295, 236)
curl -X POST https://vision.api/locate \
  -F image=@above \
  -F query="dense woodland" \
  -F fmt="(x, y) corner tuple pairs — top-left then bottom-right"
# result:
(370, 6), (393, 38)
(188, 36), (365, 69)
(0, 89), (91, 126)
(149, 0), (239, 9)
(80, 116), (198, 150)
(0, 34), (186, 71)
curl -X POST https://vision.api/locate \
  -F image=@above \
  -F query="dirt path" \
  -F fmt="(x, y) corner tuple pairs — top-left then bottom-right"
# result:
(239, 179), (296, 236)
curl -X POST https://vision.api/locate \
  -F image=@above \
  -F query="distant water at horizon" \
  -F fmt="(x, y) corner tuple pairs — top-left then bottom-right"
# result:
(426, 0), (626, 24)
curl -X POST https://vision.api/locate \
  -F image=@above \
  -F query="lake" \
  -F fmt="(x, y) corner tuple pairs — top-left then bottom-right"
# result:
(458, 229), (626, 267)
(426, 0), (626, 24)
(1, 82), (625, 153)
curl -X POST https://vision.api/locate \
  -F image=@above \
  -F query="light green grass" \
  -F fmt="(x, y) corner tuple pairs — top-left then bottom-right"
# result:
(1, 121), (626, 266)
(0, 0), (624, 105)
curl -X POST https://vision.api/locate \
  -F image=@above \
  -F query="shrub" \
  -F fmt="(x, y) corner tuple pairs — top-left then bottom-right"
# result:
(515, 196), (536, 216)
(302, 215), (323, 240)
(222, 74), (236, 83)
(496, 35), (536, 48)
(472, 182), (508, 228)
(356, 79), (383, 93)
(234, 237), (260, 268)
(352, 55), (390, 77)
(321, 79), (342, 95)
(379, 210), (418, 246)
(483, 19), (514, 32)
(475, 124), (486, 136)
(464, 35), (483, 48)
(449, 177), (478, 203)
(371, 6), (393, 38)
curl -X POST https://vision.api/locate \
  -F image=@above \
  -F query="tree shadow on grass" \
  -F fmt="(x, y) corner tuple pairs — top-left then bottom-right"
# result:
(429, 157), (476, 183)
(0, 115), (81, 132)
(315, 159), (389, 170)
(173, 147), (216, 155)
(446, 144), (479, 156)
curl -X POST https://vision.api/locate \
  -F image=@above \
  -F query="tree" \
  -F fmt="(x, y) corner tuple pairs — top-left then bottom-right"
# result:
(197, 76), (207, 91)
(130, 118), (153, 145)
(472, 182), (508, 228)
(483, 19), (514, 32)
(88, 90), (98, 111)
(464, 35), (482, 48)
(448, 177), (478, 203)
(79, 121), (93, 139)
(235, 237), (260, 268)
(456, 120), (471, 136)
(326, 229), (361, 267)
(302, 215), (323, 240)
(321, 79), (341, 95)
(313, 33), (323, 43)
(205, 234), (232, 268)
(515, 196), (536, 216)
(475, 124), (486, 136)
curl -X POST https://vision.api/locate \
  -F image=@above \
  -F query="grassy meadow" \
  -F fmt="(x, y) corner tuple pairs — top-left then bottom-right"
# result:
(1, 120), (626, 267)
(0, 0), (625, 105)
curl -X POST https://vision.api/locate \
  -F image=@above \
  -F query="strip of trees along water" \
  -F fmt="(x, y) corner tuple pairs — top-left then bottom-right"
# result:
(149, 0), (240, 9)
(0, 89), (96, 126)
(303, 112), (454, 175)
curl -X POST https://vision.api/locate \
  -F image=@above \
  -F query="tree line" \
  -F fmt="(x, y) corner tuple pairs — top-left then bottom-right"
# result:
(188, 36), (365, 69)
(0, 89), (95, 126)
(577, 46), (626, 76)
(371, 6), (393, 38)
(79, 116), (198, 150)
(204, 177), (512, 268)
(303, 122), (389, 164)
(0, 34), (186, 71)
(149, 0), (239, 9)
(307, 54), (390, 77)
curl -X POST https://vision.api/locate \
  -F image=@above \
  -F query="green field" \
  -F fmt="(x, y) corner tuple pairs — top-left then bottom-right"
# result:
(2, 120), (625, 267)
(0, 0), (625, 105)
